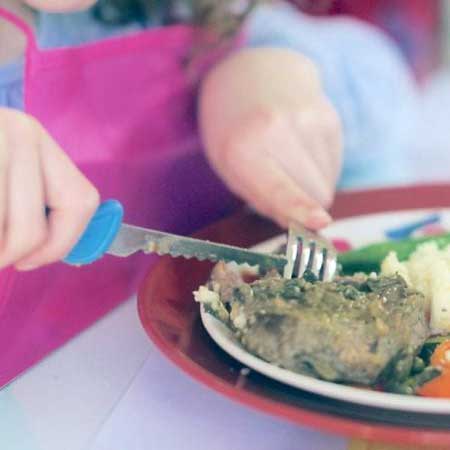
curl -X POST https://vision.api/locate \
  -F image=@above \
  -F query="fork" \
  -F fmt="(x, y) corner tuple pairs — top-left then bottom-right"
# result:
(284, 224), (337, 281)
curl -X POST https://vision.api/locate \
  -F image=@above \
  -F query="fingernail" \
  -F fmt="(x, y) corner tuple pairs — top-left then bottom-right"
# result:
(305, 209), (332, 229)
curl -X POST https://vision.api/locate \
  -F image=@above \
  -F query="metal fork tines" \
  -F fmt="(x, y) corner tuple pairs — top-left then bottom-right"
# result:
(283, 224), (337, 282)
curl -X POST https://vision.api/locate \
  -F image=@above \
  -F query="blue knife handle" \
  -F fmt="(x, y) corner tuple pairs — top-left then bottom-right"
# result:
(64, 199), (124, 265)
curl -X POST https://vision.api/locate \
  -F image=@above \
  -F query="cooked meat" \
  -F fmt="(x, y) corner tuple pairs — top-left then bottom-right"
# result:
(201, 263), (429, 385)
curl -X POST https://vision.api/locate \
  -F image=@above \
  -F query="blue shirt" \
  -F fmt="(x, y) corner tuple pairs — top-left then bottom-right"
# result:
(0, 3), (418, 189)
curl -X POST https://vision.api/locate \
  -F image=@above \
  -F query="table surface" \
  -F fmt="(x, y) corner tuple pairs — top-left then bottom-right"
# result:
(0, 296), (347, 450)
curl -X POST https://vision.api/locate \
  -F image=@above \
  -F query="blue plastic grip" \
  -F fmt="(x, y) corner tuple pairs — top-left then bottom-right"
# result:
(64, 199), (124, 265)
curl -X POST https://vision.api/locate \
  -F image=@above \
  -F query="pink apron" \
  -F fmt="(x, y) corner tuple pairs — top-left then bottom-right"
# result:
(0, 8), (240, 387)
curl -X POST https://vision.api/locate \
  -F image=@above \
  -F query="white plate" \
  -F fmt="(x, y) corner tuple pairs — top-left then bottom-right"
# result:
(200, 208), (450, 414)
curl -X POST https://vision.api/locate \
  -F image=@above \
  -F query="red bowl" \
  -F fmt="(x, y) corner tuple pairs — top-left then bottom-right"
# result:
(138, 184), (450, 447)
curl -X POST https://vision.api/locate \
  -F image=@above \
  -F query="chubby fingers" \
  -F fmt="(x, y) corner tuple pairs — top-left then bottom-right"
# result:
(218, 110), (332, 230)
(0, 113), (47, 269)
(16, 123), (99, 270)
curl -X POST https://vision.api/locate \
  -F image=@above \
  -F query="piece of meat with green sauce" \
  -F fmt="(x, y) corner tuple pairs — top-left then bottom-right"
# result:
(198, 262), (429, 386)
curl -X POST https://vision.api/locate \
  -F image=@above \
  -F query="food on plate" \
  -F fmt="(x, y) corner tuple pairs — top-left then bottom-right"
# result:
(195, 262), (430, 388)
(338, 232), (450, 275)
(417, 339), (450, 398)
(196, 232), (450, 397)
(381, 242), (450, 333)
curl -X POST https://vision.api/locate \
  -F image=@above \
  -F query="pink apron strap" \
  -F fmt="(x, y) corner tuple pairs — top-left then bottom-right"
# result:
(0, 6), (37, 50)
(0, 6), (39, 111)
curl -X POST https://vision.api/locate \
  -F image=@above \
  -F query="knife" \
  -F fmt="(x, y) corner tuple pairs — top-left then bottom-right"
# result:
(64, 199), (288, 275)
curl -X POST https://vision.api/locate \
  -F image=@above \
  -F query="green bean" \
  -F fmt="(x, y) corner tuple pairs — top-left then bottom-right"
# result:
(337, 232), (450, 274)
(385, 367), (441, 395)
(412, 356), (426, 374)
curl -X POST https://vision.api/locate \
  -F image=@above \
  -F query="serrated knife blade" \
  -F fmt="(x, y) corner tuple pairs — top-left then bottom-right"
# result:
(108, 223), (287, 273)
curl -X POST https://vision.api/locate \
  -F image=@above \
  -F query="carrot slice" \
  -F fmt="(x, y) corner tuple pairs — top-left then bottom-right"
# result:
(431, 340), (450, 370)
(417, 372), (450, 398)
(417, 340), (450, 397)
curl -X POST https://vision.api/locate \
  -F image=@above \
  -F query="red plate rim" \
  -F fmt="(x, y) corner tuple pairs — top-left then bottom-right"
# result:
(138, 184), (450, 446)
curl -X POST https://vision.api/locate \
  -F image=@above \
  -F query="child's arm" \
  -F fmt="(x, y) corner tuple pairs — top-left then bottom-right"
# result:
(199, 3), (418, 228)
(0, 108), (100, 270)
(199, 47), (341, 229)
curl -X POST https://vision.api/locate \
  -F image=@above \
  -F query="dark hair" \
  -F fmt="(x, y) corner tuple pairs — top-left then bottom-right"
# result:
(93, 0), (261, 39)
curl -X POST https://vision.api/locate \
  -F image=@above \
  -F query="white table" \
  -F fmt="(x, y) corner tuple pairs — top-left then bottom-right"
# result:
(0, 297), (347, 450)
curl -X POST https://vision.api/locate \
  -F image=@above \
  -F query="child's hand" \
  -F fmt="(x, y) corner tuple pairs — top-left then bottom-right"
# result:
(200, 48), (342, 230)
(0, 108), (100, 271)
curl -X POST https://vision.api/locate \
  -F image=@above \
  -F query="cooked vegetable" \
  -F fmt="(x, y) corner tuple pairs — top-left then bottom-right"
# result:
(387, 367), (441, 395)
(416, 340), (450, 398)
(417, 373), (450, 398)
(430, 340), (450, 370)
(420, 335), (450, 365)
(412, 356), (426, 374)
(338, 232), (450, 274)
